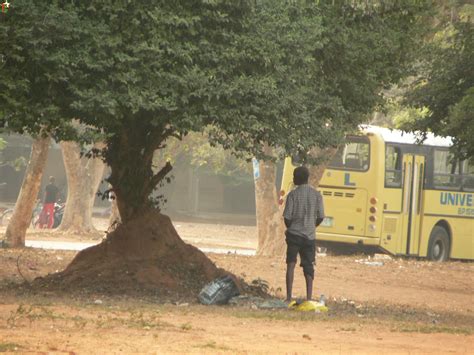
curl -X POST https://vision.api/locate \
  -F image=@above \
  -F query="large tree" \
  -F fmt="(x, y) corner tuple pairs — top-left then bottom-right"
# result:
(1, 1), (429, 294)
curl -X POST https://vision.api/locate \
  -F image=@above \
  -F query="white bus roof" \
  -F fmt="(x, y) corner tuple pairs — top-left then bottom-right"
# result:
(360, 125), (452, 148)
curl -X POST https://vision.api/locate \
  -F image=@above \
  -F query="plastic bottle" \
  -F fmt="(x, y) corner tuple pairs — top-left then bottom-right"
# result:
(319, 294), (326, 306)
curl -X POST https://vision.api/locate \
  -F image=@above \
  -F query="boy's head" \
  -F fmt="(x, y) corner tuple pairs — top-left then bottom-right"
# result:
(49, 176), (55, 184)
(293, 166), (309, 186)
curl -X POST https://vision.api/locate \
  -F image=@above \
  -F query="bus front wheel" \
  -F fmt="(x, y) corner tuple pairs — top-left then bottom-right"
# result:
(427, 226), (450, 262)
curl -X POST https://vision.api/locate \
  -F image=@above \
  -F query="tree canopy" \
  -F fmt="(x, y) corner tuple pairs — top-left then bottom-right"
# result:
(402, 6), (474, 158)
(1, 0), (429, 221)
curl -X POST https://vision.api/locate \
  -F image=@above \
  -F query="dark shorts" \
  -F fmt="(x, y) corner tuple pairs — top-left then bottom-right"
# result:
(285, 231), (316, 277)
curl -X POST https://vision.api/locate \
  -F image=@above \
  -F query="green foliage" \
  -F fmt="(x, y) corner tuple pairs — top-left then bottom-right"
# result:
(0, 137), (26, 170)
(393, 106), (430, 129)
(157, 130), (252, 180)
(0, 1), (430, 217)
(0, 1), (84, 137)
(403, 12), (474, 158)
(207, 1), (430, 161)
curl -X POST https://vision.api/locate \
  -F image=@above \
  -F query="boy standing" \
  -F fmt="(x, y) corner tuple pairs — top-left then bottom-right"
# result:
(283, 166), (325, 302)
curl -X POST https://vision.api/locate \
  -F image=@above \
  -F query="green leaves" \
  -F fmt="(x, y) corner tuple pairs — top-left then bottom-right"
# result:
(403, 17), (474, 158)
(1, 1), (430, 212)
(206, 1), (429, 161)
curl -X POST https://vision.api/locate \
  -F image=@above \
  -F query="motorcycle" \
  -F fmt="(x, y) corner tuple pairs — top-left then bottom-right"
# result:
(31, 200), (65, 229)
(1, 200), (65, 228)
(52, 202), (65, 228)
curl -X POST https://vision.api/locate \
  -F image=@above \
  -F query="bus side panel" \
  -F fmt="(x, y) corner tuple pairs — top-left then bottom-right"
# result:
(421, 190), (474, 259)
(380, 188), (403, 255)
(450, 218), (474, 259)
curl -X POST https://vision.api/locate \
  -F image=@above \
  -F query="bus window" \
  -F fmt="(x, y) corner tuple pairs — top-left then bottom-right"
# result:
(385, 145), (402, 187)
(462, 158), (474, 191)
(433, 149), (461, 189)
(328, 137), (370, 171)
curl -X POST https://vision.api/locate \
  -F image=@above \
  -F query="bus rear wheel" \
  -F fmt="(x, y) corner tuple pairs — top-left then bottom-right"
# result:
(427, 226), (450, 262)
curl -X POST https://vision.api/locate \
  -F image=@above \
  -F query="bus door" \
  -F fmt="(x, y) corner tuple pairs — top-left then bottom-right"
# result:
(400, 154), (425, 256)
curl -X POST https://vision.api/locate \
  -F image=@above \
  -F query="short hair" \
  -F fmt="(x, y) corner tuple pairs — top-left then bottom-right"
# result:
(293, 166), (309, 185)
(49, 176), (55, 183)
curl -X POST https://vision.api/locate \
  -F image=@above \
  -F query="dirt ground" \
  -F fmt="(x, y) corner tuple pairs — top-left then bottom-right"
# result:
(0, 218), (473, 354)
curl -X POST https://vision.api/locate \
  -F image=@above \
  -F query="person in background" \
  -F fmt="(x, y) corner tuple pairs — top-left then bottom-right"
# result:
(39, 176), (59, 229)
(283, 166), (325, 302)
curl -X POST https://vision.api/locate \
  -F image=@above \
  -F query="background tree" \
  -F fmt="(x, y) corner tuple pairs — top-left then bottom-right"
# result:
(0, 137), (27, 170)
(402, 3), (474, 158)
(57, 141), (105, 235)
(4, 136), (50, 247)
(158, 130), (251, 180)
(1, 1), (429, 294)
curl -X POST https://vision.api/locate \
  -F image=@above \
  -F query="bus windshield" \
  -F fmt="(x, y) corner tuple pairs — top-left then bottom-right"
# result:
(327, 136), (370, 171)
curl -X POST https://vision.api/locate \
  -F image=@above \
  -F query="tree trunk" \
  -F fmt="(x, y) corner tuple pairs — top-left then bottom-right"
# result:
(253, 144), (286, 256)
(4, 136), (51, 248)
(106, 129), (172, 222)
(57, 141), (106, 234)
(108, 197), (121, 231)
(254, 158), (286, 256)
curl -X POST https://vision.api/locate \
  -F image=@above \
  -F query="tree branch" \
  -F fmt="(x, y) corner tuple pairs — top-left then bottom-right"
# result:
(149, 161), (173, 192)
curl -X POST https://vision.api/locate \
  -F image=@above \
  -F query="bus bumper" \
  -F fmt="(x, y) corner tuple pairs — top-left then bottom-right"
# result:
(317, 232), (380, 246)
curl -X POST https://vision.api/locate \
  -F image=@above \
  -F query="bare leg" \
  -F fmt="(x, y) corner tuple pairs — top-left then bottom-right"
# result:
(286, 262), (296, 302)
(304, 274), (313, 301)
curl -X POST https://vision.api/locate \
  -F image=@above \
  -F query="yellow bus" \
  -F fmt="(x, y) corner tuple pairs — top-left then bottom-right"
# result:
(280, 125), (474, 261)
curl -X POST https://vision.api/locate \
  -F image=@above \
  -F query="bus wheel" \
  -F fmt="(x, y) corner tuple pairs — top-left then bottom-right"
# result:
(427, 226), (450, 262)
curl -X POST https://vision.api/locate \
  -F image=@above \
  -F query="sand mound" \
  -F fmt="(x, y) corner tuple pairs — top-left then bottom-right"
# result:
(33, 211), (229, 299)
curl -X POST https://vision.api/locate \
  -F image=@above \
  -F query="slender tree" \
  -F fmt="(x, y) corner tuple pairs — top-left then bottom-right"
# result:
(57, 141), (105, 235)
(4, 136), (50, 247)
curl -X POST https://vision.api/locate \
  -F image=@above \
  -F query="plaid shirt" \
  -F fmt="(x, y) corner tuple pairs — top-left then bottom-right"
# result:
(283, 184), (325, 240)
